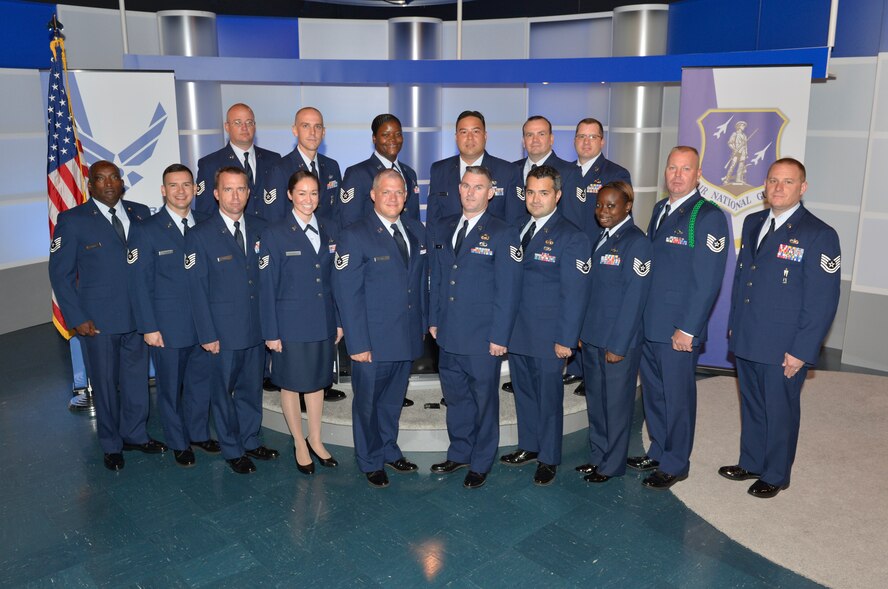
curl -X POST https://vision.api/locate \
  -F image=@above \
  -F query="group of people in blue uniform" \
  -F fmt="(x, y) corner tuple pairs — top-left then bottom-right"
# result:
(48, 102), (840, 498)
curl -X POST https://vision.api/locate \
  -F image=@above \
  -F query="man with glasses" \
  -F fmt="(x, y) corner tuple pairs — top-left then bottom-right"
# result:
(195, 103), (280, 215)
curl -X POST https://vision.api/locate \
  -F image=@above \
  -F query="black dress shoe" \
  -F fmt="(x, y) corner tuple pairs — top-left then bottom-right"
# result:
(626, 455), (660, 471)
(293, 447), (315, 475)
(174, 449), (196, 467)
(123, 438), (167, 454)
(246, 446), (279, 461)
(500, 449), (538, 466)
(324, 386), (346, 402)
(366, 470), (390, 488)
(263, 377), (280, 392)
(464, 471), (487, 489)
(575, 463), (597, 474)
(191, 439), (221, 454)
(306, 438), (338, 468)
(402, 398), (414, 408)
(584, 471), (611, 483)
(386, 457), (418, 473)
(103, 453), (124, 471)
(533, 463), (557, 486)
(501, 381), (514, 393)
(573, 383), (586, 396)
(748, 479), (787, 499)
(430, 460), (469, 474)
(718, 464), (761, 481)
(227, 456), (256, 474)
(642, 469), (687, 490)
(562, 374), (583, 385)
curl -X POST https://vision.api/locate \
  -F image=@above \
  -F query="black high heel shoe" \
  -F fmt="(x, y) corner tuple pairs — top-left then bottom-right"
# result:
(293, 446), (315, 475)
(306, 437), (338, 468)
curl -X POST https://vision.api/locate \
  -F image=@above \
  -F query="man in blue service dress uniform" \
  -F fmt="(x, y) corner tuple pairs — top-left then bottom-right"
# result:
(500, 165), (591, 486)
(567, 118), (634, 396)
(185, 166), (279, 474)
(721, 158), (840, 499)
(628, 146), (729, 490)
(338, 114), (421, 227)
(129, 164), (219, 467)
(194, 103), (280, 216)
(427, 110), (522, 225)
(49, 160), (163, 471)
(333, 169), (429, 488)
(428, 166), (523, 489)
(576, 181), (651, 484)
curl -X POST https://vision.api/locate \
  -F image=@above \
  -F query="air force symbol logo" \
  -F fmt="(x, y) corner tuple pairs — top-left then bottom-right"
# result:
(516, 187), (525, 201)
(820, 254), (841, 274)
(576, 258), (592, 274)
(340, 188), (355, 204)
(127, 248), (139, 264)
(258, 255), (269, 270)
(184, 252), (196, 270)
(196, 180), (205, 196)
(334, 252), (350, 270)
(509, 245), (523, 262)
(706, 234), (726, 253)
(576, 187), (586, 203)
(264, 189), (277, 205)
(633, 258), (651, 277)
(50, 236), (62, 253)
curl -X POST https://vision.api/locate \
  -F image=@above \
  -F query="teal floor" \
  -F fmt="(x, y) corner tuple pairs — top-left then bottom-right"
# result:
(0, 324), (823, 588)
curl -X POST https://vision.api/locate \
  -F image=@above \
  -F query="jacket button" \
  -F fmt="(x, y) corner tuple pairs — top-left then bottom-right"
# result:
(448, 296), (454, 301)
(744, 298), (750, 304)
(747, 282), (752, 287)
(248, 280), (253, 285)
(315, 264), (321, 269)
(316, 278), (321, 283)
(450, 280), (455, 285)
(452, 264), (458, 270)
(751, 265), (756, 270)
(317, 293), (323, 297)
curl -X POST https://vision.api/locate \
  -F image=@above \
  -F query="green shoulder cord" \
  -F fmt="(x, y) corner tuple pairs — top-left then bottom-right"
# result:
(687, 199), (716, 248)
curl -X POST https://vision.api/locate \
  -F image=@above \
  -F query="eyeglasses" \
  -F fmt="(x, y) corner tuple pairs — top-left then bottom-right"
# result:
(575, 134), (602, 141)
(228, 119), (256, 128)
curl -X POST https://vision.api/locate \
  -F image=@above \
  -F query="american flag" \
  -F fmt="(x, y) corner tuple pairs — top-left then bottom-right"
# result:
(47, 35), (89, 338)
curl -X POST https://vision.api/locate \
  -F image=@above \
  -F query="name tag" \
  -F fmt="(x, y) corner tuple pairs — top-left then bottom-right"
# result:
(534, 252), (557, 263)
(158, 249), (174, 256)
(373, 256), (390, 262)
(470, 247), (493, 256)
(777, 244), (804, 262)
(85, 242), (102, 250)
(665, 236), (688, 246)
(420, 248), (427, 255)
(286, 250), (302, 256)
(600, 254), (622, 266)
(217, 255), (233, 262)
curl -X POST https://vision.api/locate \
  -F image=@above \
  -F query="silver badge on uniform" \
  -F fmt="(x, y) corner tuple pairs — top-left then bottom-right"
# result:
(259, 255), (270, 269)
(334, 252), (350, 270)
(50, 236), (61, 253)
(576, 257), (592, 274)
(184, 252), (196, 269)
(264, 189), (277, 205)
(127, 248), (139, 264)
(576, 187), (586, 203)
(633, 258), (651, 277)
(706, 234), (726, 253)
(340, 187), (355, 204)
(820, 254), (840, 273)
(509, 245), (523, 262)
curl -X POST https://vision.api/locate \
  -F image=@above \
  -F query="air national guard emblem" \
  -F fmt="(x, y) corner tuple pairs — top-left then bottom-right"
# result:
(340, 187), (355, 204)
(258, 255), (269, 270)
(196, 180), (205, 196)
(576, 187), (586, 203)
(264, 189), (277, 205)
(509, 245), (523, 262)
(50, 236), (61, 253)
(820, 254), (841, 274)
(516, 186), (525, 201)
(127, 248), (138, 264)
(184, 252), (196, 269)
(576, 258), (592, 274)
(633, 258), (651, 277)
(706, 234), (726, 253)
(334, 252), (349, 270)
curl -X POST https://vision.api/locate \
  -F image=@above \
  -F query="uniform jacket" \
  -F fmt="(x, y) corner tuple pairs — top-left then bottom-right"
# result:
(642, 192), (729, 345)
(428, 210), (523, 355)
(338, 155), (420, 227)
(332, 214), (428, 362)
(194, 143), (280, 216)
(128, 208), (211, 348)
(728, 204), (841, 365)
(578, 156), (633, 236)
(514, 151), (584, 231)
(579, 218), (652, 356)
(258, 214), (340, 342)
(49, 198), (151, 334)
(262, 149), (341, 223)
(184, 212), (267, 350)
(427, 151), (522, 225)
(509, 210), (592, 358)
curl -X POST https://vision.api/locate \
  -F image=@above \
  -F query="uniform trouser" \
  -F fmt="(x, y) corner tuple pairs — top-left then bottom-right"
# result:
(639, 340), (700, 477)
(150, 344), (212, 451)
(510, 353), (565, 466)
(736, 357), (807, 487)
(351, 360), (411, 472)
(565, 347), (584, 379)
(582, 343), (642, 477)
(438, 350), (501, 473)
(207, 344), (264, 460)
(81, 331), (149, 453)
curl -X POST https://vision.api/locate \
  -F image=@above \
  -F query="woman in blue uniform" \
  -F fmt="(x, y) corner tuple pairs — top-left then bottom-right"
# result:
(259, 170), (342, 474)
